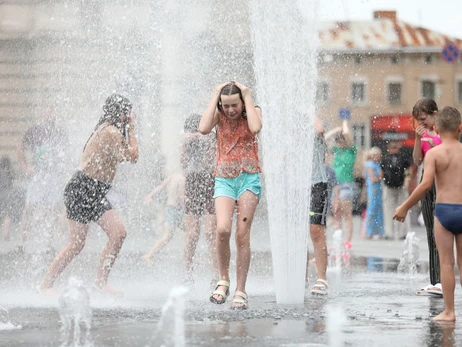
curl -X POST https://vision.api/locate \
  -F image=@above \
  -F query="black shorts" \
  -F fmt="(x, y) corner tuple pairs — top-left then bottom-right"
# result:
(64, 171), (112, 224)
(310, 182), (328, 226)
(184, 172), (215, 216)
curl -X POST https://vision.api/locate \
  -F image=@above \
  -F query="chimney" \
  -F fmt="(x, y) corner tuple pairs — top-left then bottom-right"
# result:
(373, 11), (397, 21)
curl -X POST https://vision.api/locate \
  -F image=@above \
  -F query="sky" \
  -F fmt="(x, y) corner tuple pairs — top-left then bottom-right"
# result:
(317, 0), (462, 39)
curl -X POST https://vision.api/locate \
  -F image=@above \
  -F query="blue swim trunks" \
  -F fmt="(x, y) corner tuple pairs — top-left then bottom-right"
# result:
(435, 203), (462, 235)
(213, 172), (262, 202)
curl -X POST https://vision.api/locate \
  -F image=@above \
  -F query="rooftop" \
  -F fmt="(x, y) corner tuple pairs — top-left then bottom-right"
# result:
(319, 10), (462, 53)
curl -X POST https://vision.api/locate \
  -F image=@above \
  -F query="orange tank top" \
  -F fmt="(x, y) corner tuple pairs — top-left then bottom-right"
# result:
(214, 113), (261, 178)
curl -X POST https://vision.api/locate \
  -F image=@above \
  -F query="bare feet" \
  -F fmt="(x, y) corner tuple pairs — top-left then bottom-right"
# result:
(142, 254), (153, 267)
(36, 285), (58, 297)
(92, 284), (124, 298)
(432, 310), (456, 322)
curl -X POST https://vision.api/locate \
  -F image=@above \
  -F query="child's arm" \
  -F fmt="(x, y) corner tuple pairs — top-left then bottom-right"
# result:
(325, 126), (342, 140)
(234, 81), (262, 135)
(200, 83), (229, 135)
(332, 185), (340, 213)
(145, 176), (170, 203)
(393, 151), (436, 221)
(314, 117), (324, 136)
(412, 125), (425, 166)
(341, 120), (354, 148)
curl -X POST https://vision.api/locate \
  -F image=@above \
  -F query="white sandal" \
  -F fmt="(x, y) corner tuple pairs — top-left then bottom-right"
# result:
(416, 283), (443, 296)
(210, 280), (230, 304)
(311, 279), (328, 295)
(231, 291), (248, 310)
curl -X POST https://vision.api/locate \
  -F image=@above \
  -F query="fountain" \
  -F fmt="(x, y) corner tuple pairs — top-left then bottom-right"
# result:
(58, 277), (92, 347)
(0, 305), (21, 331)
(250, 0), (320, 304)
(150, 286), (189, 347)
(326, 305), (347, 347)
(397, 231), (420, 275)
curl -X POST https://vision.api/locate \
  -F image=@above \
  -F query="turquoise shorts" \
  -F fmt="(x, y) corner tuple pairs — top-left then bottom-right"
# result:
(213, 172), (262, 202)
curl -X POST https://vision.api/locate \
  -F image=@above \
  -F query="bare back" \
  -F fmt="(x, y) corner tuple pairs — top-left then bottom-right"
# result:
(429, 141), (462, 204)
(80, 124), (127, 183)
(166, 173), (185, 207)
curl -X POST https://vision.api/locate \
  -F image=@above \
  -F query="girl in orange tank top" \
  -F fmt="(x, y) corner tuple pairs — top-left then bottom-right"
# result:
(199, 81), (262, 310)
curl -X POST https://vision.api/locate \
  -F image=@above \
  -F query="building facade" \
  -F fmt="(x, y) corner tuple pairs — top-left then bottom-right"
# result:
(0, 6), (461, 165)
(317, 11), (462, 153)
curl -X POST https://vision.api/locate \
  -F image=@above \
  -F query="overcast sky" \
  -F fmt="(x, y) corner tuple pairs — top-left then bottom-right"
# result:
(317, 0), (462, 39)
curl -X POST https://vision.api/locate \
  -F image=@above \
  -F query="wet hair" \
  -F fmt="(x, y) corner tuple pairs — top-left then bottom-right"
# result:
(412, 98), (438, 119)
(366, 147), (381, 160)
(436, 107), (461, 133)
(96, 93), (133, 135)
(83, 94), (132, 151)
(184, 114), (202, 133)
(334, 133), (345, 143)
(217, 83), (247, 119)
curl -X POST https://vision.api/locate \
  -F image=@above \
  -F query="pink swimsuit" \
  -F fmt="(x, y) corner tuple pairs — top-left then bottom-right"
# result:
(420, 131), (441, 157)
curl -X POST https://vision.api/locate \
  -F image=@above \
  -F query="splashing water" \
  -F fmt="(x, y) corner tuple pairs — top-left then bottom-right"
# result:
(250, 0), (320, 304)
(397, 231), (420, 275)
(329, 229), (345, 270)
(150, 286), (189, 347)
(0, 305), (22, 331)
(58, 277), (92, 347)
(326, 305), (347, 347)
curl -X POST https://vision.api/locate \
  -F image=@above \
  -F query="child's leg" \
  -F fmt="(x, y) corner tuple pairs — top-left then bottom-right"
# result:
(310, 224), (327, 280)
(212, 196), (235, 302)
(342, 200), (354, 242)
(184, 215), (201, 278)
(18, 204), (32, 249)
(234, 192), (258, 298)
(95, 210), (127, 293)
(1, 215), (12, 240)
(333, 202), (343, 231)
(433, 218), (456, 321)
(204, 214), (219, 280)
(41, 219), (89, 290)
(422, 185), (440, 285)
(143, 225), (174, 265)
(455, 233), (462, 289)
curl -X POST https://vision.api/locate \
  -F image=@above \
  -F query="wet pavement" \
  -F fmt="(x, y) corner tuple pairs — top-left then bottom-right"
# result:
(1, 217), (460, 346)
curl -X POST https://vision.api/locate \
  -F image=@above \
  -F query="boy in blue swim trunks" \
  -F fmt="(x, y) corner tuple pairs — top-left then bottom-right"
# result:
(394, 106), (462, 322)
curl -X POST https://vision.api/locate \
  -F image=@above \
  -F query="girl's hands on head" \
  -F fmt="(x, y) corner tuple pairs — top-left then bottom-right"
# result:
(214, 82), (231, 94)
(233, 81), (250, 98)
(415, 124), (425, 138)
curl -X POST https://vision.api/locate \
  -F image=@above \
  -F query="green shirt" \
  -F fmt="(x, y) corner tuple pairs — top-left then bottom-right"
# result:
(332, 145), (357, 183)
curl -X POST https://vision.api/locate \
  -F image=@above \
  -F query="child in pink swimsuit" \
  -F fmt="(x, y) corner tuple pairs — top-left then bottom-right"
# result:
(412, 98), (442, 297)
(421, 131), (442, 156)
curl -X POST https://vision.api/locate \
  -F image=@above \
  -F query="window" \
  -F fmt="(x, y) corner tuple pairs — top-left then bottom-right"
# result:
(421, 80), (436, 99)
(458, 81), (462, 104)
(424, 55), (433, 64)
(351, 82), (366, 104)
(388, 82), (402, 104)
(352, 124), (365, 149)
(316, 81), (329, 104)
